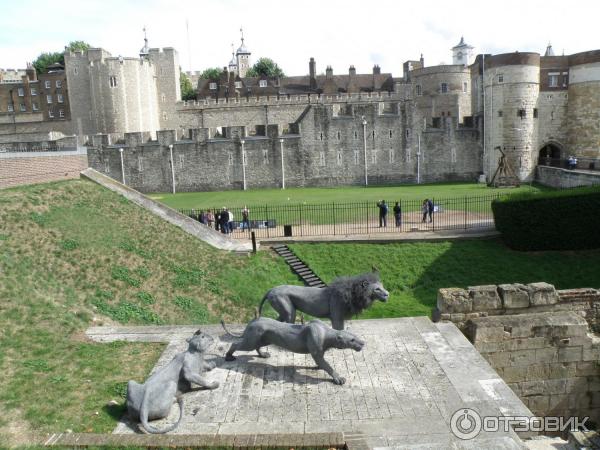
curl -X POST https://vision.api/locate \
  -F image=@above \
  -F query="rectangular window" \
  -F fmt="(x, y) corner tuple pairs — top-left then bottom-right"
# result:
(7, 104), (14, 112)
(440, 83), (448, 93)
(354, 150), (359, 165)
(498, 74), (504, 83)
(56, 80), (62, 88)
(259, 79), (268, 88)
(46, 95), (53, 104)
(48, 109), (54, 118)
(59, 109), (65, 118)
(354, 130), (358, 140)
(57, 93), (64, 103)
(32, 102), (39, 111)
(73, 67), (78, 75)
(406, 128), (411, 138)
(371, 150), (377, 164)
(45, 80), (51, 89)
(498, 110), (503, 117)
(19, 103), (26, 112)
(109, 76), (118, 88)
(389, 130), (393, 139)
(263, 149), (269, 165)
(533, 108), (538, 118)
(337, 151), (342, 165)
(17, 87), (24, 96)
(389, 148), (394, 163)
(548, 73), (559, 87)
(178, 154), (185, 169)
(518, 109), (526, 118)
(319, 151), (325, 166)
(463, 82), (468, 93)
(337, 131), (341, 140)
(228, 152), (234, 166)
(138, 157), (144, 172)
(209, 82), (217, 90)
(416, 84), (422, 96)
(235, 81), (242, 88)
(104, 160), (110, 173)
(30, 87), (37, 96)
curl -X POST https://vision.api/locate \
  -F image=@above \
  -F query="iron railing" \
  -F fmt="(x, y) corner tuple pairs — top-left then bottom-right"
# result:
(179, 193), (508, 239)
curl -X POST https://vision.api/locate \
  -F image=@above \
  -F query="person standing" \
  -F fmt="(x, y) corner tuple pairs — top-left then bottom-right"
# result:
(207, 209), (215, 228)
(427, 198), (434, 223)
(241, 206), (250, 231)
(214, 209), (220, 231)
(227, 208), (234, 234)
(219, 207), (229, 234)
(421, 200), (428, 223)
(393, 201), (402, 228)
(377, 200), (388, 228)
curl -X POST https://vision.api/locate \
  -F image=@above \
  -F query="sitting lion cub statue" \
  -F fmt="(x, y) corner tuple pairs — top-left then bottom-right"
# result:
(126, 329), (219, 434)
(259, 270), (389, 330)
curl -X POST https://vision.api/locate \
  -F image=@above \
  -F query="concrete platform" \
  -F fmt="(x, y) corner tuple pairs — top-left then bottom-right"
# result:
(88, 318), (532, 449)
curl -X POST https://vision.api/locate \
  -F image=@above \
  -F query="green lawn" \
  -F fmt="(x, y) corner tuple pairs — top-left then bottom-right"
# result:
(151, 182), (549, 210)
(0, 180), (299, 443)
(289, 240), (600, 318)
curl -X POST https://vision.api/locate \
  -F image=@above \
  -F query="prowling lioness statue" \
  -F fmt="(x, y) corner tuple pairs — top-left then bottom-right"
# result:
(126, 329), (219, 434)
(258, 270), (389, 330)
(221, 317), (365, 385)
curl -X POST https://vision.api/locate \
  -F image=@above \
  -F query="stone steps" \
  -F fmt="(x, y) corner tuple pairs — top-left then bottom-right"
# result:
(272, 244), (326, 288)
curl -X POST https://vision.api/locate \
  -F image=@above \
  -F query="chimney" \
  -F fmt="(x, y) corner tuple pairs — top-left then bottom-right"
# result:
(25, 63), (37, 81)
(373, 64), (381, 75)
(309, 57), (316, 89)
(326, 66), (333, 79)
(349, 65), (356, 76)
(420, 54), (425, 67)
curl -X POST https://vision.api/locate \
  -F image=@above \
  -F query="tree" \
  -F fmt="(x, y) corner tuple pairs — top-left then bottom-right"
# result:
(32, 41), (92, 74)
(180, 71), (196, 100)
(200, 67), (222, 80)
(246, 58), (285, 78)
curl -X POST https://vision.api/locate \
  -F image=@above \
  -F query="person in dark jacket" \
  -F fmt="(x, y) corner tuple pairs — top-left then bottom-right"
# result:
(219, 207), (229, 234)
(426, 198), (434, 223)
(393, 202), (402, 228)
(377, 200), (388, 228)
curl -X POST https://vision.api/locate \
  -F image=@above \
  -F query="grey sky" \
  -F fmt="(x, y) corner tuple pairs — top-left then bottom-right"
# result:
(1, 0), (599, 77)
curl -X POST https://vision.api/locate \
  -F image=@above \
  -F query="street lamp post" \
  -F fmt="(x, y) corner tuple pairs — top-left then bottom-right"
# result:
(416, 134), (421, 184)
(169, 144), (176, 194)
(279, 138), (285, 189)
(119, 148), (126, 185)
(241, 139), (247, 191)
(362, 117), (368, 186)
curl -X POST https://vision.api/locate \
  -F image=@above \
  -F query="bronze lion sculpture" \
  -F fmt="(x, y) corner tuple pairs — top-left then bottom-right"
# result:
(258, 272), (389, 330)
(126, 329), (219, 434)
(221, 317), (364, 385)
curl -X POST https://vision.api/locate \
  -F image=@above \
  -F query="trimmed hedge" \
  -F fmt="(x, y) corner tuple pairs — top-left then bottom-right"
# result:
(492, 187), (600, 251)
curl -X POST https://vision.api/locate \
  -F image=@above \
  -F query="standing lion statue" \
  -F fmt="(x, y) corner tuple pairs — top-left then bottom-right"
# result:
(258, 271), (389, 330)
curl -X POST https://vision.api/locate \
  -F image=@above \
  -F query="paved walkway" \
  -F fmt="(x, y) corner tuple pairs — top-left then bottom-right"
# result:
(87, 318), (530, 449)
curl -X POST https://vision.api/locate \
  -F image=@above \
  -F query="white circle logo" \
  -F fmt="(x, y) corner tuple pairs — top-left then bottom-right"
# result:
(450, 408), (482, 440)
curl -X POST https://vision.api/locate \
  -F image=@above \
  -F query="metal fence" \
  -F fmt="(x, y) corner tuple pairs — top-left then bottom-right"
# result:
(179, 192), (508, 239)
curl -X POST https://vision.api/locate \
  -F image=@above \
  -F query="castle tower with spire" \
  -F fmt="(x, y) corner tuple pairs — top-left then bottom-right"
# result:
(236, 27), (251, 77)
(228, 43), (238, 74)
(452, 37), (474, 66)
(139, 26), (150, 58)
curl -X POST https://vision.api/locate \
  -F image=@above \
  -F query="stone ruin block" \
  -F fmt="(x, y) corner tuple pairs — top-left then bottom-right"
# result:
(498, 284), (530, 309)
(527, 282), (559, 306)
(468, 285), (501, 311)
(437, 288), (471, 314)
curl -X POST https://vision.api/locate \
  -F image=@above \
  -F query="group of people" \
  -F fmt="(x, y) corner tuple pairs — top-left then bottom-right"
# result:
(377, 198), (435, 228)
(376, 200), (402, 228)
(195, 206), (250, 234)
(568, 155), (578, 170)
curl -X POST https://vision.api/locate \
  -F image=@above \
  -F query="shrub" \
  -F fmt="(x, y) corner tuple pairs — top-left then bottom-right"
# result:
(492, 187), (600, 250)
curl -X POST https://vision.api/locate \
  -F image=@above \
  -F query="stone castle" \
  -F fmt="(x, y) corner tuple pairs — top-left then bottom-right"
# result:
(2, 34), (600, 192)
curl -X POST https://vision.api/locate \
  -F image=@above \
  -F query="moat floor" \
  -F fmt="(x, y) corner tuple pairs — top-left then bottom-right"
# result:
(88, 318), (531, 449)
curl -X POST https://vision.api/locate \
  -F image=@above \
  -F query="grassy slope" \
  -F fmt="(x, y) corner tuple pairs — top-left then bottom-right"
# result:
(0, 180), (298, 442)
(151, 182), (547, 209)
(289, 240), (600, 317)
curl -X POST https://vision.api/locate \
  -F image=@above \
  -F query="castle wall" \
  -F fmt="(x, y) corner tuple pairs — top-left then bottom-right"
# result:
(567, 51), (600, 158)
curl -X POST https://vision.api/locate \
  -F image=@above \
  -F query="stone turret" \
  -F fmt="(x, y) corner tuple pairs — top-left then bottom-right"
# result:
(236, 27), (251, 77)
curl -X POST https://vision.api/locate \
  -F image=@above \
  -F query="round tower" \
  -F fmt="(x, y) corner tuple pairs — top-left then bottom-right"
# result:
(228, 43), (238, 75)
(567, 50), (600, 159)
(236, 28), (251, 77)
(484, 52), (540, 182)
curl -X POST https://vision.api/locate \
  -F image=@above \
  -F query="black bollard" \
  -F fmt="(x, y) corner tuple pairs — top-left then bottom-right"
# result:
(251, 231), (257, 253)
